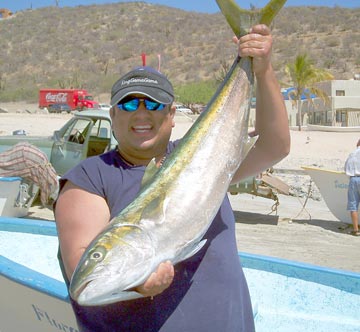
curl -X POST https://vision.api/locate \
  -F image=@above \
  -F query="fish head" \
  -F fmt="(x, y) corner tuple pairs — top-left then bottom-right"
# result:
(69, 224), (156, 306)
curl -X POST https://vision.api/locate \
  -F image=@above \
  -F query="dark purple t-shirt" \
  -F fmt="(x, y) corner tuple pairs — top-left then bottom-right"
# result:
(57, 142), (255, 332)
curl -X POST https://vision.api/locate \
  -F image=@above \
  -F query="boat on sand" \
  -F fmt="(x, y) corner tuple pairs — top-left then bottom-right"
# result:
(306, 124), (360, 133)
(302, 166), (352, 224)
(1, 217), (359, 332)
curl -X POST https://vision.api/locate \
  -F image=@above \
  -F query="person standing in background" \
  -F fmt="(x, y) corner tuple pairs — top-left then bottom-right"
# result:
(344, 138), (360, 236)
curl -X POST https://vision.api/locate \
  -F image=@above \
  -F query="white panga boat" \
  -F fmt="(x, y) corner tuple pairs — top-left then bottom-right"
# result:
(1, 216), (360, 332)
(0, 217), (78, 332)
(306, 124), (360, 132)
(0, 176), (39, 217)
(302, 166), (352, 224)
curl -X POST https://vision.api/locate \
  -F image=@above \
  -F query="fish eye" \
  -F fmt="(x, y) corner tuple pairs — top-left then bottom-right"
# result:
(90, 247), (106, 262)
(91, 252), (102, 260)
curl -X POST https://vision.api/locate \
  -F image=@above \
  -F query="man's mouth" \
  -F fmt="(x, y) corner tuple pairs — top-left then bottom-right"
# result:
(133, 125), (152, 133)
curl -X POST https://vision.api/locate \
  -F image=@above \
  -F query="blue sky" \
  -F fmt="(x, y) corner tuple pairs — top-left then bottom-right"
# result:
(5, 0), (359, 13)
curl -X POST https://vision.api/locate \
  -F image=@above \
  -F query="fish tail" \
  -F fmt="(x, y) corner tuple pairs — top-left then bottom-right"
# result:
(215, 0), (287, 37)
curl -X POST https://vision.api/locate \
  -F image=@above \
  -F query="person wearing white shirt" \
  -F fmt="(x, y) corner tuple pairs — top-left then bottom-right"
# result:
(344, 139), (360, 236)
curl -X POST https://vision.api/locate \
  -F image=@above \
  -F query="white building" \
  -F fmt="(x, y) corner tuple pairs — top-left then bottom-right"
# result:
(287, 79), (360, 127)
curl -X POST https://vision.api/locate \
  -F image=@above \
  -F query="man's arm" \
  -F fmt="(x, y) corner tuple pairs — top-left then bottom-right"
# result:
(232, 24), (290, 183)
(55, 181), (174, 297)
(55, 181), (111, 280)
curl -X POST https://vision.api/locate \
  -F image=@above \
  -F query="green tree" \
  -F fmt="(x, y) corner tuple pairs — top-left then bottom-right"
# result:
(285, 54), (334, 131)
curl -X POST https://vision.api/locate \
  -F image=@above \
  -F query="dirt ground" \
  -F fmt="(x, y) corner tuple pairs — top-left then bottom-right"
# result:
(231, 194), (359, 273)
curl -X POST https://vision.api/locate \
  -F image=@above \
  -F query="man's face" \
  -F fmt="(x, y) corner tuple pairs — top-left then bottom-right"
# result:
(110, 94), (175, 161)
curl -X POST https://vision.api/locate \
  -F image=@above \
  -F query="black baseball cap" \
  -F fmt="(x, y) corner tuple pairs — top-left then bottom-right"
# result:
(110, 66), (174, 106)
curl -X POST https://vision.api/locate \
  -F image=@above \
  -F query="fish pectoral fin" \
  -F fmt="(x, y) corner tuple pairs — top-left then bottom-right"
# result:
(242, 135), (258, 159)
(141, 194), (170, 224)
(123, 276), (150, 294)
(115, 290), (144, 302)
(141, 158), (159, 188)
(174, 239), (207, 264)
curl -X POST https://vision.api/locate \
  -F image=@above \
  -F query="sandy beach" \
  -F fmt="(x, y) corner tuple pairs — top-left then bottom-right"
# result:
(1, 102), (359, 273)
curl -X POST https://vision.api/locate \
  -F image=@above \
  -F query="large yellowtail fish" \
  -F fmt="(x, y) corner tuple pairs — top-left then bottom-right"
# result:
(70, 0), (287, 306)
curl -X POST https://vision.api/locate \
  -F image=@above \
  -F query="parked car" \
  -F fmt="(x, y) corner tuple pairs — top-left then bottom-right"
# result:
(48, 103), (72, 114)
(98, 103), (111, 111)
(0, 110), (115, 175)
(175, 105), (193, 114)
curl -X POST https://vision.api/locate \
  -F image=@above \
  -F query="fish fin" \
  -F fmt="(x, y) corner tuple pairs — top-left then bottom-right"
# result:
(173, 239), (207, 264)
(242, 135), (258, 159)
(141, 158), (159, 188)
(108, 290), (146, 304)
(123, 240), (207, 293)
(116, 290), (144, 301)
(215, 0), (287, 37)
(123, 281), (147, 293)
(140, 194), (170, 225)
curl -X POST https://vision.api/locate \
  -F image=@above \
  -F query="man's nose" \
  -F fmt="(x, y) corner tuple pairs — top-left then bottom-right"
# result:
(135, 101), (149, 114)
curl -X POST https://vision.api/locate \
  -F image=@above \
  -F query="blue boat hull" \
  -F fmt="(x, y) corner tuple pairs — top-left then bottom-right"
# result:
(1, 217), (359, 332)
(241, 253), (360, 331)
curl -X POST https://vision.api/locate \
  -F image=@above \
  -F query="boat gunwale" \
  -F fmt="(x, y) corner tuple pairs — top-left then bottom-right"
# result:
(302, 165), (346, 175)
(240, 252), (360, 295)
(0, 217), (69, 302)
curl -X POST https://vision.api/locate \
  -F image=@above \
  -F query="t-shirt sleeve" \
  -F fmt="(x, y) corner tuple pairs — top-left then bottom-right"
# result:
(59, 156), (106, 198)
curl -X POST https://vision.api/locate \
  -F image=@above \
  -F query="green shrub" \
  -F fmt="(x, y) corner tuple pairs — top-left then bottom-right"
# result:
(174, 80), (218, 105)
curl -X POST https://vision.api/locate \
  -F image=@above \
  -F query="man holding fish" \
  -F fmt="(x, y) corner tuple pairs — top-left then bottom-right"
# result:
(55, 0), (290, 331)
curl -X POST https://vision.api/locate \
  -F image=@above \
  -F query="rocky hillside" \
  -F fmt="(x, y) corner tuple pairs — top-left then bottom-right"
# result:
(0, 2), (359, 102)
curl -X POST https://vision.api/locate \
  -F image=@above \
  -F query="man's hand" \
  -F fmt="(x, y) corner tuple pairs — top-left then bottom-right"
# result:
(233, 24), (273, 77)
(136, 261), (175, 298)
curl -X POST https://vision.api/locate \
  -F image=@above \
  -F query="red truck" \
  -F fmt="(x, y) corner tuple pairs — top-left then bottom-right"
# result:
(38, 89), (99, 110)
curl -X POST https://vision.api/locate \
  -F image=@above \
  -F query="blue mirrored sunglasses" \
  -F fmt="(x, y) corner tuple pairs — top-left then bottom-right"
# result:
(117, 97), (166, 112)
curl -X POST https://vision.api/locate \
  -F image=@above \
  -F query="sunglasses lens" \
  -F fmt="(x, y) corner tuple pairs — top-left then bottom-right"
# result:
(118, 99), (139, 112)
(144, 100), (165, 111)
(117, 98), (166, 112)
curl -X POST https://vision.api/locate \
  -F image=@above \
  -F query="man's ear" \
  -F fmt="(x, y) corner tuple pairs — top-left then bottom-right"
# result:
(170, 104), (176, 127)
(170, 104), (176, 116)
(110, 106), (116, 119)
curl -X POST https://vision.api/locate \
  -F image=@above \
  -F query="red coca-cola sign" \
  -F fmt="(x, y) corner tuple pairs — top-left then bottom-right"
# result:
(45, 92), (68, 103)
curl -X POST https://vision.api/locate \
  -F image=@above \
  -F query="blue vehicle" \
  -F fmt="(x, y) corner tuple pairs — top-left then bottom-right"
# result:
(48, 103), (72, 114)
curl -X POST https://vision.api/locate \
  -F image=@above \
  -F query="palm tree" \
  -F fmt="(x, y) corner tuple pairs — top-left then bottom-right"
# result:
(285, 54), (334, 131)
